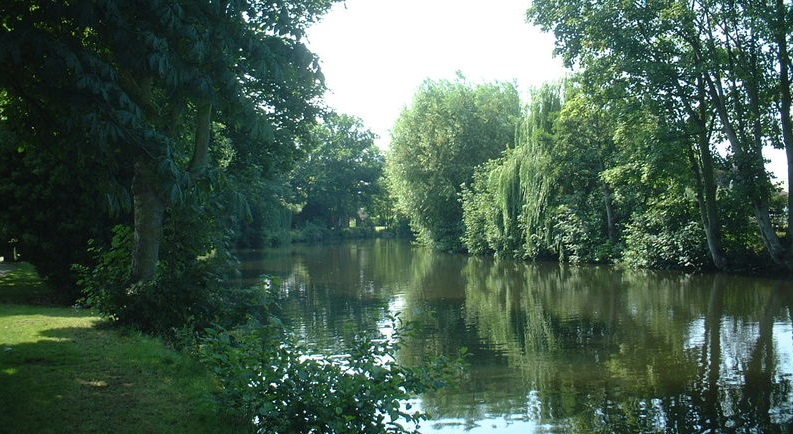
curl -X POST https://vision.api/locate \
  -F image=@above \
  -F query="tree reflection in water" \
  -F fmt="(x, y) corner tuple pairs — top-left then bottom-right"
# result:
(240, 240), (793, 433)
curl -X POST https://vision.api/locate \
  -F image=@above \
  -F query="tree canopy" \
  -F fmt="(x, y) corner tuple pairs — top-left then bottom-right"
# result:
(291, 113), (384, 230)
(386, 76), (522, 251)
(528, 0), (792, 270)
(0, 0), (338, 293)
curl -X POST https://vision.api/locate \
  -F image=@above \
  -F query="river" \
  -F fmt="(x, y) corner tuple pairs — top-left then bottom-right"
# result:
(237, 239), (793, 433)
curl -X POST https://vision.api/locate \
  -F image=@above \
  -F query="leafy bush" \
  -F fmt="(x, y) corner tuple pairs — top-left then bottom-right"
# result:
(76, 224), (272, 339)
(291, 220), (331, 243)
(198, 316), (460, 434)
(621, 213), (709, 270)
(548, 201), (621, 264)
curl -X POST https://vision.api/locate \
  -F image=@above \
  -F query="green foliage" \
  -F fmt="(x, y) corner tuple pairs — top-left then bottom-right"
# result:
(551, 203), (616, 264)
(198, 316), (457, 434)
(461, 83), (563, 260)
(621, 194), (710, 270)
(234, 176), (296, 248)
(291, 113), (384, 230)
(76, 226), (134, 322)
(461, 162), (501, 256)
(77, 219), (272, 337)
(386, 75), (521, 251)
(528, 0), (793, 269)
(0, 108), (119, 301)
(291, 220), (333, 243)
(0, 0), (340, 292)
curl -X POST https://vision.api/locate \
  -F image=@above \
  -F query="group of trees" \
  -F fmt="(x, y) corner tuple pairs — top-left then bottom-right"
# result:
(290, 113), (384, 231)
(233, 112), (385, 248)
(386, 75), (522, 251)
(1, 0), (335, 300)
(0, 0), (388, 305)
(0, 3), (423, 431)
(529, 0), (793, 271)
(0, 0), (392, 356)
(2, 0), (790, 319)
(386, 0), (791, 273)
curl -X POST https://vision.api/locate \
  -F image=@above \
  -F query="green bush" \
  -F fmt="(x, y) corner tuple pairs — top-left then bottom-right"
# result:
(76, 224), (273, 339)
(551, 204), (617, 264)
(198, 316), (460, 434)
(291, 220), (331, 243)
(621, 213), (709, 270)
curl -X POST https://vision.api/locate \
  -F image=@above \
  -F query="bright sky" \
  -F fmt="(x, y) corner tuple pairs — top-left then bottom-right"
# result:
(304, 0), (566, 148)
(305, 0), (788, 189)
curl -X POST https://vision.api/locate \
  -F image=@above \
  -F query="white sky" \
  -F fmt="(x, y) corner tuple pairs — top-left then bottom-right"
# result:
(304, 0), (566, 148)
(305, 0), (788, 189)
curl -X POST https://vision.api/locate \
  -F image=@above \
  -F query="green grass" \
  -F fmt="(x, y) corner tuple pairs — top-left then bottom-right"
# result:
(0, 263), (246, 434)
(0, 262), (61, 305)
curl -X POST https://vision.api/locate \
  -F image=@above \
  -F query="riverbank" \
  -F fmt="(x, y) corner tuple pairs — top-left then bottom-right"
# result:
(0, 263), (244, 434)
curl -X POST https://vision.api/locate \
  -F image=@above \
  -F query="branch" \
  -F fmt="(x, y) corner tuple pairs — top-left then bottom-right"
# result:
(189, 100), (212, 178)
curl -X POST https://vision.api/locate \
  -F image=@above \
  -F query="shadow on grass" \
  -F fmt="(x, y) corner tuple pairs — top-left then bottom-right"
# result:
(0, 262), (66, 306)
(0, 323), (244, 434)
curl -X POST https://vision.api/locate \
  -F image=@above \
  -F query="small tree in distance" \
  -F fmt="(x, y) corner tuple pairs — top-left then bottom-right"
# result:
(291, 113), (384, 231)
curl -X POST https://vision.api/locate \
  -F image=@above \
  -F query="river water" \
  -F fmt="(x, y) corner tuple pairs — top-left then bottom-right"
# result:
(237, 239), (793, 433)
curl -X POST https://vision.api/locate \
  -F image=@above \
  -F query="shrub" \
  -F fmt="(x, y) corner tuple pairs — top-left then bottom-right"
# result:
(622, 214), (709, 270)
(76, 224), (273, 339)
(198, 316), (461, 434)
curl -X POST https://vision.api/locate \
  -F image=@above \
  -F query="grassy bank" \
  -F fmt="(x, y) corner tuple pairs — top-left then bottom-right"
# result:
(0, 263), (244, 434)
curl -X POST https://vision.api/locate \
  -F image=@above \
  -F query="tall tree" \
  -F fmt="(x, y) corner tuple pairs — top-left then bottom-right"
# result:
(0, 0), (336, 286)
(555, 89), (621, 244)
(529, 0), (791, 270)
(386, 75), (521, 251)
(462, 83), (564, 258)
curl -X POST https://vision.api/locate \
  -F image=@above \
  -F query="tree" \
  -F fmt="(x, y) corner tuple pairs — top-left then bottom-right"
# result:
(0, 0), (337, 289)
(0, 91), (125, 299)
(528, 0), (792, 270)
(555, 88), (621, 245)
(291, 113), (384, 230)
(386, 75), (521, 251)
(461, 81), (620, 263)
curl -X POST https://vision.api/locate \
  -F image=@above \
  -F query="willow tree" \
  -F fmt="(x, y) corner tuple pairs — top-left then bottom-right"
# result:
(0, 0), (336, 285)
(462, 83), (563, 258)
(386, 76), (521, 251)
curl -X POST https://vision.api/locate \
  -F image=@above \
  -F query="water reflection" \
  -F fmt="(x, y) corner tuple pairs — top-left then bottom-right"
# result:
(239, 240), (793, 433)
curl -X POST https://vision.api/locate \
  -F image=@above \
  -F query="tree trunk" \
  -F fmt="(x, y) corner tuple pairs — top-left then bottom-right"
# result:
(691, 146), (728, 270)
(688, 88), (728, 270)
(774, 0), (793, 246)
(189, 101), (212, 177)
(600, 181), (618, 243)
(752, 202), (790, 266)
(703, 72), (792, 270)
(131, 156), (165, 283)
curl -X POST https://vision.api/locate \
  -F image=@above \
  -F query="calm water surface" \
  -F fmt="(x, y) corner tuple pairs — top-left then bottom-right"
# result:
(238, 239), (793, 433)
